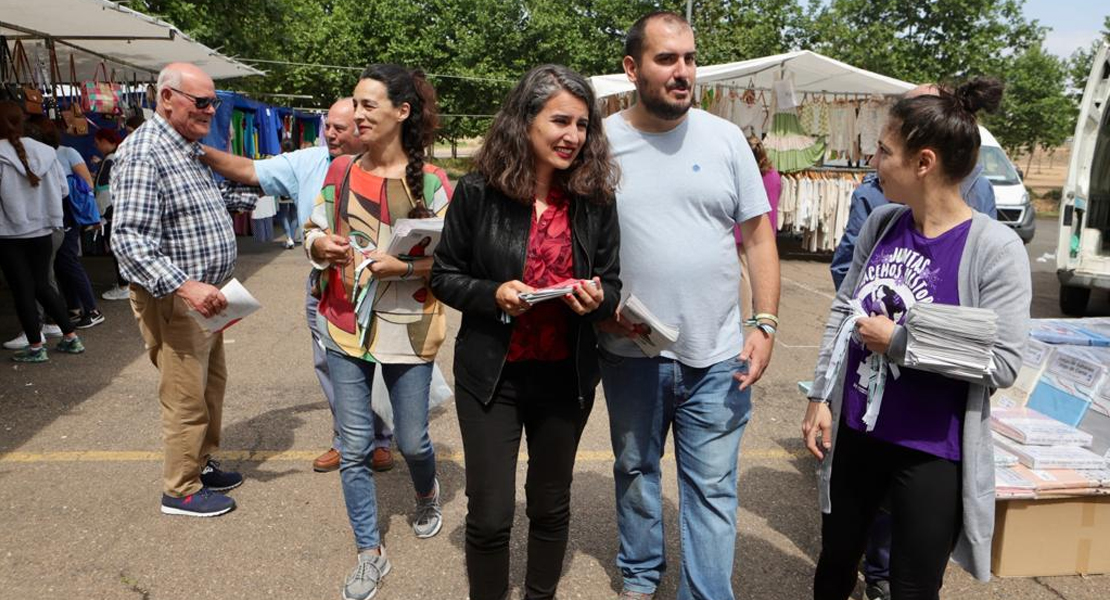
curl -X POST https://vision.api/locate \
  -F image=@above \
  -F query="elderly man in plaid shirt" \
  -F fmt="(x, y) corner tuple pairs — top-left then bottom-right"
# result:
(112, 63), (256, 518)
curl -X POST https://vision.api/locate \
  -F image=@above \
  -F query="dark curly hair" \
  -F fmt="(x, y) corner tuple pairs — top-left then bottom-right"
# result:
(359, 64), (440, 218)
(889, 77), (1004, 183)
(475, 64), (618, 205)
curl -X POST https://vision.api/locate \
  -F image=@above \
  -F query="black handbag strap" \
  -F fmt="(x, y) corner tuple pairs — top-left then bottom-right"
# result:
(0, 37), (12, 83)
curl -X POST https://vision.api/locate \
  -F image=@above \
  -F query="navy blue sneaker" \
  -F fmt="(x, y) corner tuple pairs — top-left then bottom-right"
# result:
(200, 459), (243, 492)
(161, 487), (236, 517)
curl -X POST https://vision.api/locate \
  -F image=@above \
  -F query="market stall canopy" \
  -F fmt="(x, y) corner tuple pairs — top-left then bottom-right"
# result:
(590, 50), (914, 98)
(0, 0), (263, 82)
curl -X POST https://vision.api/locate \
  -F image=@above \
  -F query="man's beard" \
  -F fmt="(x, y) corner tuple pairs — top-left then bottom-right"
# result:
(637, 81), (692, 121)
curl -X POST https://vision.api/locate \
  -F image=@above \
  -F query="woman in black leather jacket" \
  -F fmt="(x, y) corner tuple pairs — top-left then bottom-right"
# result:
(430, 64), (620, 600)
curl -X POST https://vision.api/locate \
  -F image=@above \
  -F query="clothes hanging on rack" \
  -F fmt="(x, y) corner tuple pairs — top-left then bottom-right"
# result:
(778, 170), (866, 252)
(827, 101), (859, 160)
(799, 98), (830, 137)
(856, 98), (890, 157)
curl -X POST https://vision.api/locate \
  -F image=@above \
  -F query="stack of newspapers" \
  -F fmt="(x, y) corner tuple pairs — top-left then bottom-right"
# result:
(903, 303), (997, 379)
(618, 294), (679, 357)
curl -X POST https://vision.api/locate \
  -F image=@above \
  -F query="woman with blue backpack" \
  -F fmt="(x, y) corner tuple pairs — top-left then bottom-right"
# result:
(0, 101), (85, 362)
(26, 116), (105, 329)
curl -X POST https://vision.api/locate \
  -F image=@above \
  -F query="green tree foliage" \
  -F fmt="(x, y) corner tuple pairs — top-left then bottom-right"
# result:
(982, 43), (1076, 168)
(1066, 16), (1110, 96)
(133, 0), (1078, 160)
(804, 0), (1045, 84)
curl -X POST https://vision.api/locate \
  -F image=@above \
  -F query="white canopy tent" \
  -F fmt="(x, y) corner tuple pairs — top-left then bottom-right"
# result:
(590, 50), (914, 99)
(1, 0), (263, 83)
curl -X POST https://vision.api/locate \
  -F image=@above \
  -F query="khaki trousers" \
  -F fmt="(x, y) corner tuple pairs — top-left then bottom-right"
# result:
(130, 284), (226, 497)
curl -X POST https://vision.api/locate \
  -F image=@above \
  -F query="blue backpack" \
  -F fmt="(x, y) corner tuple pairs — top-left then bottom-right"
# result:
(66, 173), (101, 226)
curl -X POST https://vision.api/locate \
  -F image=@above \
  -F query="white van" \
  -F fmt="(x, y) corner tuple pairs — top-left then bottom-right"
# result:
(1057, 40), (1110, 316)
(979, 126), (1034, 243)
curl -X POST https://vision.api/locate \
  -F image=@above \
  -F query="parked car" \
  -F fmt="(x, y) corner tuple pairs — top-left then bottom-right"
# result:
(979, 126), (1035, 243)
(1057, 40), (1110, 316)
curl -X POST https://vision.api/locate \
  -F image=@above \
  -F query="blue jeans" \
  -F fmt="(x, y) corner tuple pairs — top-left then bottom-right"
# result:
(326, 350), (437, 550)
(305, 274), (391, 451)
(601, 350), (752, 599)
(279, 201), (301, 243)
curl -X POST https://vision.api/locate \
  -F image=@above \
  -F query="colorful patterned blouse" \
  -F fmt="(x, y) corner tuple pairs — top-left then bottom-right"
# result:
(305, 155), (453, 364)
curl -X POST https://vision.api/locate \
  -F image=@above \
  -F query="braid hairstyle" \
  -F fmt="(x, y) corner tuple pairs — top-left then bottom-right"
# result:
(359, 65), (440, 218)
(0, 101), (41, 187)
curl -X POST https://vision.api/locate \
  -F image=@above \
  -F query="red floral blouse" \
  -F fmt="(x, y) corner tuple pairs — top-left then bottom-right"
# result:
(506, 188), (574, 362)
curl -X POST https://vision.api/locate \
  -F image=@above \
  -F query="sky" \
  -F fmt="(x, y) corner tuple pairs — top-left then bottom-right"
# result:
(1026, 0), (1108, 57)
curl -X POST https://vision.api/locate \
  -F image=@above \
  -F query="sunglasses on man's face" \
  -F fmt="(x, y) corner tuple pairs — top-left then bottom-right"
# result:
(169, 87), (222, 110)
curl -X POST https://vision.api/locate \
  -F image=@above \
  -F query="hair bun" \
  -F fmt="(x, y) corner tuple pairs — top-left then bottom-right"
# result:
(954, 77), (1004, 115)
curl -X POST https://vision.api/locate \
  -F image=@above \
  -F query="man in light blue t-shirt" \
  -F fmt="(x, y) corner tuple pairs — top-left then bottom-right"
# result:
(201, 98), (394, 474)
(598, 12), (781, 600)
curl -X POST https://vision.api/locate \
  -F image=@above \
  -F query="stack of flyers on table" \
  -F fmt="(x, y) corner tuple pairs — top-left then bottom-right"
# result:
(991, 407), (1095, 446)
(1029, 318), (1110, 346)
(902, 303), (997, 379)
(618, 293), (679, 358)
(186, 278), (262, 335)
(993, 436), (1107, 470)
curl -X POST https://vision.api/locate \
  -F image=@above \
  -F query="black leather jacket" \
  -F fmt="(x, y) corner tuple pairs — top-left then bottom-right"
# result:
(430, 173), (621, 405)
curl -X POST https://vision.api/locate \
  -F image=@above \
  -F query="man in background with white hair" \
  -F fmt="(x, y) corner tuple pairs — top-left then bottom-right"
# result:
(112, 62), (258, 517)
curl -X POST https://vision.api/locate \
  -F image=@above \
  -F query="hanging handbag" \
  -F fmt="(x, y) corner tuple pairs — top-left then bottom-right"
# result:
(0, 37), (25, 104)
(63, 54), (89, 135)
(45, 45), (64, 122)
(81, 61), (122, 114)
(11, 41), (44, 114)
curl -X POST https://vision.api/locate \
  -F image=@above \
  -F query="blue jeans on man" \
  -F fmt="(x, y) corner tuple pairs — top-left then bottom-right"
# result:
(325, 352), (437, 550)
(601, 351), (752, 599)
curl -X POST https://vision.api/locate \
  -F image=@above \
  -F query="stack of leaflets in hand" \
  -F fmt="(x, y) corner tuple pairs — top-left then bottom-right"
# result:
(902, 303), (997, 379)
(993, 435), (1107, 470)
(384, 218), (444, 259)
(519, 280), (596, 305)
(618, 293), (679, 358)
(991, 407), (1095, 447)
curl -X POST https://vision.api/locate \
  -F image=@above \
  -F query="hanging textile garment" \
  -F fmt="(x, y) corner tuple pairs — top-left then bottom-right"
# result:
(827, 101), (859, 160)
(856, 98), (890, 157)
(778, 171), (866, 252)
(799, 99), (830, 137)
(764, 72), (827, 172)
(731, 88), (768, 138)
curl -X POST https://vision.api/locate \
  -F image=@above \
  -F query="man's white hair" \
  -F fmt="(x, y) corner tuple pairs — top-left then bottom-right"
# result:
(156, 66), (184, 96)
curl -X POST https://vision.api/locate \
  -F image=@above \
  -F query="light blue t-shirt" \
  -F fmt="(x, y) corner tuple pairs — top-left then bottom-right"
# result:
(254, 146), (332, 225)
(600, 109), (770, 367)
(56, 145), (85, 177)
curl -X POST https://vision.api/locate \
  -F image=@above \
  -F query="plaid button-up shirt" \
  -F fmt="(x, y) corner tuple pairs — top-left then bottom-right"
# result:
(111, 114), (255, 297)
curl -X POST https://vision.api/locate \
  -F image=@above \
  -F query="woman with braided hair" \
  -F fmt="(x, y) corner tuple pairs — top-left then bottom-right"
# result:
(0, 101), (85, 362)
(302, 65), (452, 600)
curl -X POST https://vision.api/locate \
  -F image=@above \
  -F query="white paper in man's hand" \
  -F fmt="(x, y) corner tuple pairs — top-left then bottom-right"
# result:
(187, 278), (262, 334)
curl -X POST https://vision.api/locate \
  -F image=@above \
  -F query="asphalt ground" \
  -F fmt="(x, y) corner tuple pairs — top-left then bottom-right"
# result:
(1, 217), (1108, 599)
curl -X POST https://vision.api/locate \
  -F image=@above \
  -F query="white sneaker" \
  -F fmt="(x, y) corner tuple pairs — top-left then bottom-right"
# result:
(3, 333), (29, 350)
(102, 285), (130, 301)
(42, 324), (63, 337)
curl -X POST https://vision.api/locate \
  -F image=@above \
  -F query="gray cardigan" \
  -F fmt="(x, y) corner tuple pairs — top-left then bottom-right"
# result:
(808, 203), (1031, 581)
